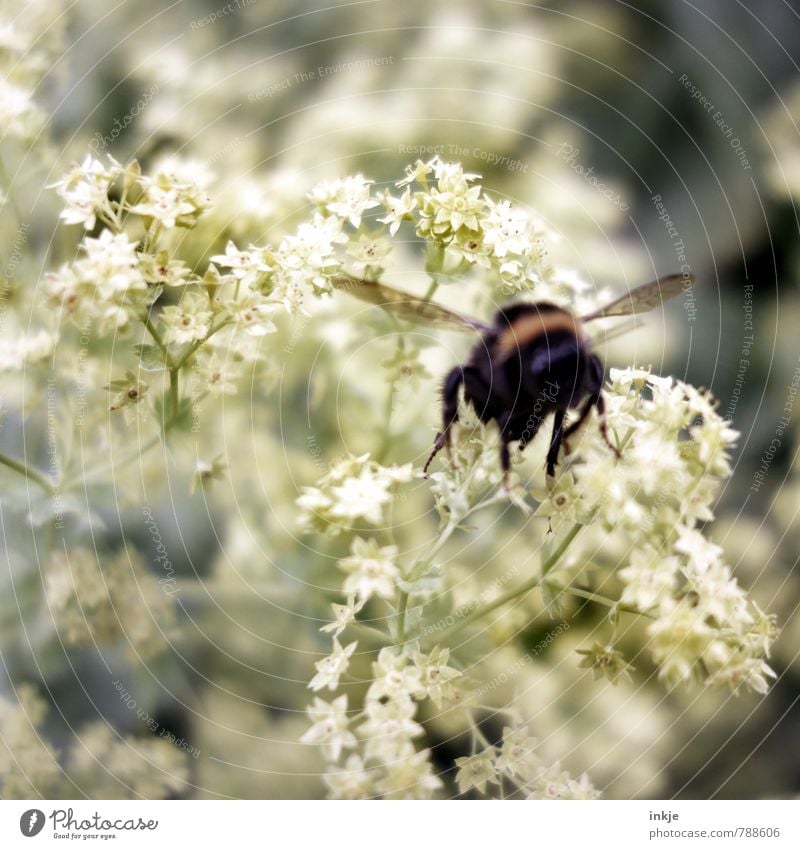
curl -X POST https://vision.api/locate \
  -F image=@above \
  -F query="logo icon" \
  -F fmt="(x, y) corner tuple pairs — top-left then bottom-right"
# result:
(19, 809), (45, 837)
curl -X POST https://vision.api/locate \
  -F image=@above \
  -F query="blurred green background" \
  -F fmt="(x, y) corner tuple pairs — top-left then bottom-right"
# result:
(1, 0), (799, 799)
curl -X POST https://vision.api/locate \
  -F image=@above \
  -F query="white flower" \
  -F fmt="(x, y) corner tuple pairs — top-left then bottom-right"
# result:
(675, 525), (724, 574)
(375, 749), (442, 799)
(338, 537), (399, 602)
(454, 748), (498, 795)
(411, 647), (461, 707)
(300, 695), (356, 762)
(320, 595), (365, 638)
(528, 763), (599, 799)
(308, 640), (358, 692)
(49, 155), (124, 228)
(0, 330), (56, 372)
(396, 158), (435, 187)
(130, 166), (210, 228)
(323, 754), (374, 799)
(297, 456), (413, 534)
(131, 185), (196, 228)
(330, 472), (394, 524)
(359, 693), (424, 763)
(0, 78), (43, 140)
(481, 198), (533, 258)
(309, 175), (379, 228)
(367, 647), (422, 702)
(494, 726), (539, 778)
(230, 296), (278, 336)
(706, 655), (776, 695)
(160, 293), (213, 345)
(647, 598), (716, 687)
(377, 187), (417, 235)
(619, 549), (679, 611)
(210, 241), (271, 289)
(268, 213), (346, 307)
(346, 233), (393, 273)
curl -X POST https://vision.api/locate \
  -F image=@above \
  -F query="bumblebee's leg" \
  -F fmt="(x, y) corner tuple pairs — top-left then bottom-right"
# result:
(595, 391), (621, 458)
(561, 395), (595, 454)
(546, 409), (566, 477)
(494, 410), (513, 491)
(423, 366), (463, 475)
(499, 438), (512, 492)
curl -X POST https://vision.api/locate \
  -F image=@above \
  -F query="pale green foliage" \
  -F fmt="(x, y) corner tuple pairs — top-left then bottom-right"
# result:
(0, 686), (188, 799)
(0, 144), (778, 800)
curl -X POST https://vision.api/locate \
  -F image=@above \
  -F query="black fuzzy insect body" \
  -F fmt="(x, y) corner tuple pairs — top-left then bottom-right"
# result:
(333, 272), (691, 484)
(426, 302), (617, 484)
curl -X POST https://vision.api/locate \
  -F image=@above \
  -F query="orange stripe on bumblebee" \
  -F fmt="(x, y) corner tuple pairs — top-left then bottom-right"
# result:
(493, 308), (580, 362)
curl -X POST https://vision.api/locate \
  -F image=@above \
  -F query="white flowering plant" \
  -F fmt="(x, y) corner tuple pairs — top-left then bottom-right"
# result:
(0, 147), (778, 801)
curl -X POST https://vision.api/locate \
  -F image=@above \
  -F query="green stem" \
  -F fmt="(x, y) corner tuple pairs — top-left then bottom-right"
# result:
(427, 521), (584, 644)
(396, 590), (410, 642)
(565, 585), (656, 620)
(142, 312), (173, 368)
(348, 621), (396, 646)
(427, 492), (508, 562)
(0, 452), (55, 493)
(422, 279), (439, 302)
(171, 320), (230, 371)
(168, 369), (180, 422)
(142, 220), (161, 253)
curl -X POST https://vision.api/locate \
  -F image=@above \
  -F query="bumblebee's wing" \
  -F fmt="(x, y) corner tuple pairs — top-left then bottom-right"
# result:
(580, 273), (692, 322)
(332, 275), (491, 333)
(586, 316), (644, 345)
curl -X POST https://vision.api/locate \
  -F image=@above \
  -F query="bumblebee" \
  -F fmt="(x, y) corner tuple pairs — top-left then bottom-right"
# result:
(334, 273), (690, 485)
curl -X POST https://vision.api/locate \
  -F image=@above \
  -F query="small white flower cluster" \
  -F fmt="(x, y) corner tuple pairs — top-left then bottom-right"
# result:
(538, 367), (777, 694)
(49, 155), (126, 230)
(383, 157), (548, 291)
(0, 329), (55, 372)
(45, 154), (281, 428)
(130, 165), (210, 229)
(44, 547), (175, 659)
(46, 229), (152, 333)
(45, 155), (214, 334)
(296, 453), (414, 535)
(49, 155), (209, 232)
(302, 645), (461, 799)
(455, 726), (599, 799)
(0, 4), (62, 143)
(0, 685), (188, 799)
